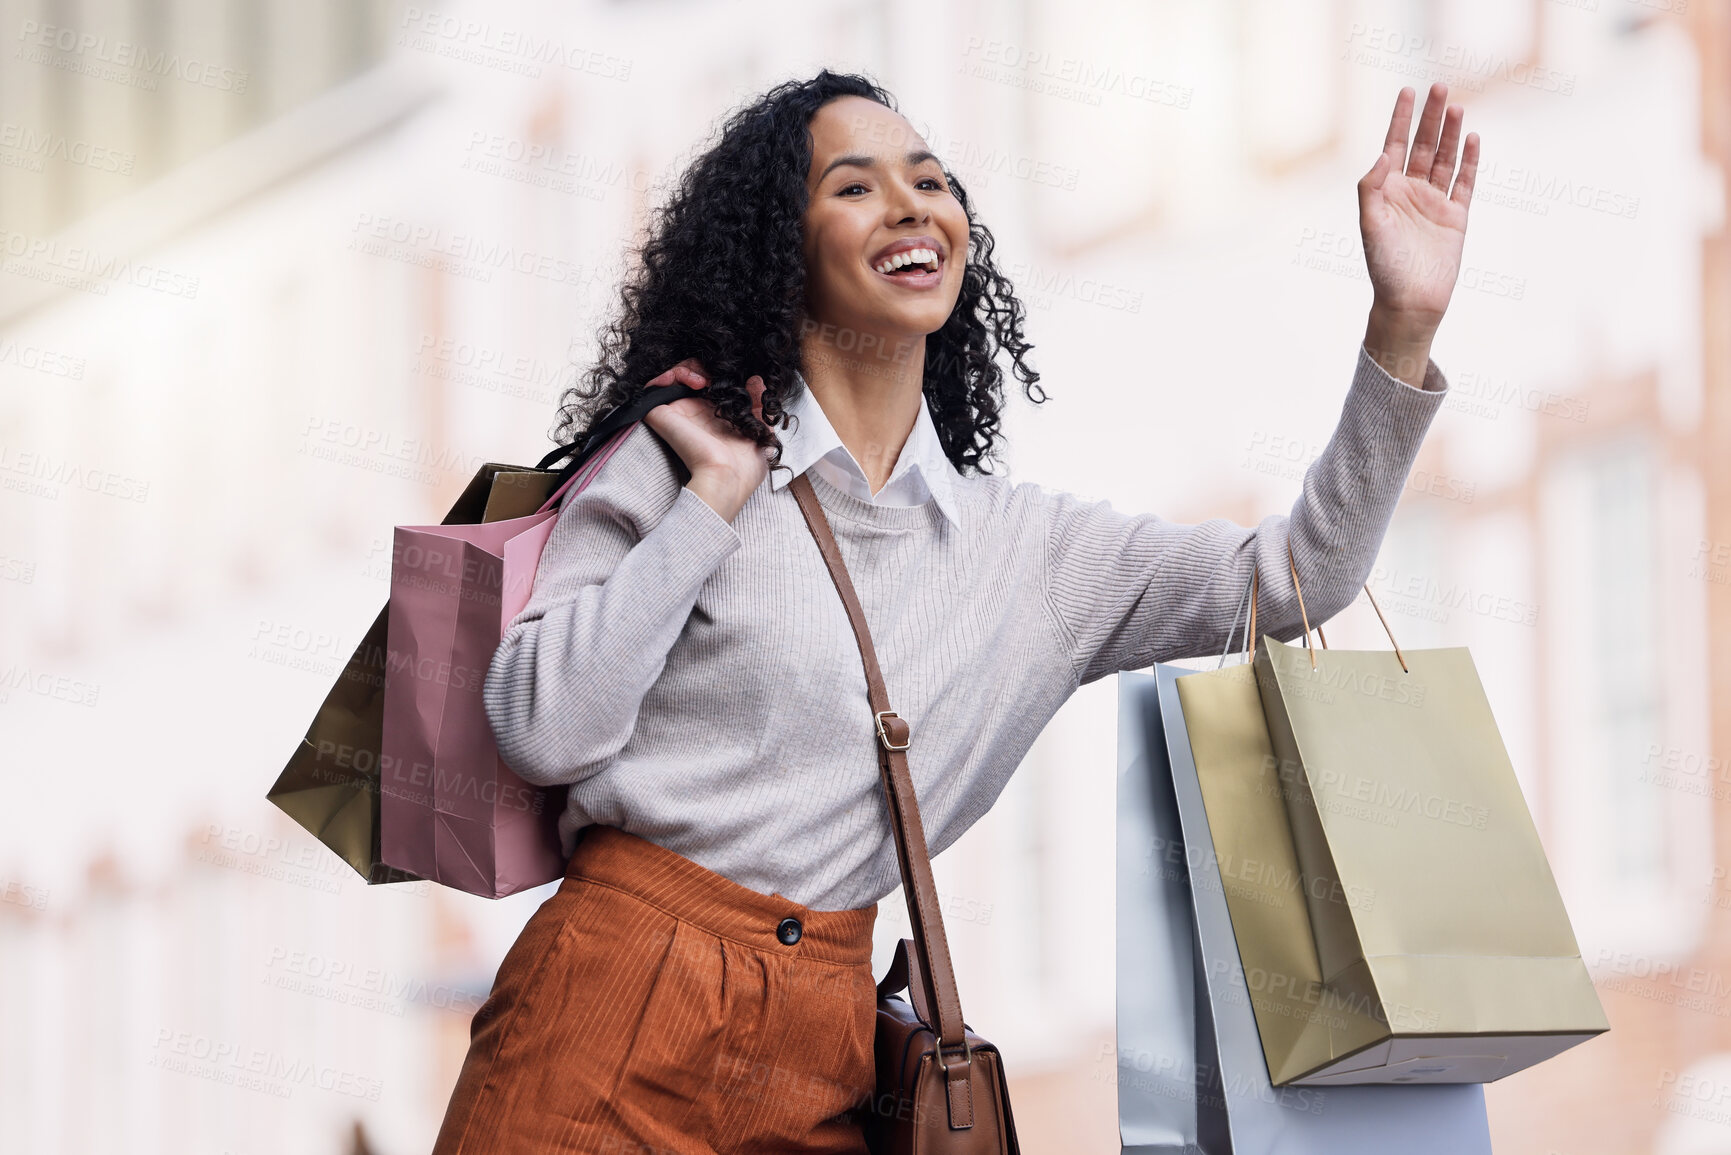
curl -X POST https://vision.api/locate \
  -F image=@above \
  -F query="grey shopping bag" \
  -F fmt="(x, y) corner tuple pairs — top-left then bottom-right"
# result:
(1116, 667), (1216, 1152)
(1116, 665), (1495, 1153)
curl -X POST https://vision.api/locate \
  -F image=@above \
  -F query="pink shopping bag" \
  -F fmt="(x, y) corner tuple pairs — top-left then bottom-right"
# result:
(378, 426), (636, 897)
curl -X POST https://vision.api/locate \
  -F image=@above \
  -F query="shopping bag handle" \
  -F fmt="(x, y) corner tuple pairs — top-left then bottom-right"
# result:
(534, 380), (701, 472)
(1218, 568), (1259, 669)
(1222, 544), (1409, 673)
(528, 380), (703, 514)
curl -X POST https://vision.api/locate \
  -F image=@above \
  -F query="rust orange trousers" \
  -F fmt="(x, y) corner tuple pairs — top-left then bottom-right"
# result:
(432, 825), (880, 1154)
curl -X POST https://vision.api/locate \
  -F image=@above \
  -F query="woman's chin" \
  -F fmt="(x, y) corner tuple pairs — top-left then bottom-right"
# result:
(904, 307), (961, 337)
(803, 298), (959, 360)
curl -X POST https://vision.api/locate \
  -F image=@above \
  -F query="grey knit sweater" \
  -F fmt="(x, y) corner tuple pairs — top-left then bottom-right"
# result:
(483, 344), (1449, 910)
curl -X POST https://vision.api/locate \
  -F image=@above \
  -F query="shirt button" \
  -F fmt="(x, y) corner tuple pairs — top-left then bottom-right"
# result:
(776, 917), (803, 945)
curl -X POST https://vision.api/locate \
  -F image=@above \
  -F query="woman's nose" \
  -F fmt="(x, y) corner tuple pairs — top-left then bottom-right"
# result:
(884, 182), (928, 226)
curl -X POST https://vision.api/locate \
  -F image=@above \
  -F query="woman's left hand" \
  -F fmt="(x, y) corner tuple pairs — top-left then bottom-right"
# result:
(1359, 82), (1479, 336)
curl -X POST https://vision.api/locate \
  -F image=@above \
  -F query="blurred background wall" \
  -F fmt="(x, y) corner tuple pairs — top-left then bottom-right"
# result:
(0, 0), (1725, 1151)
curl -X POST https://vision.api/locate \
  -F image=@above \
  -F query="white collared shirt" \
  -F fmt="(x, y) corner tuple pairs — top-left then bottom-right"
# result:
(768, 372), (961, 526)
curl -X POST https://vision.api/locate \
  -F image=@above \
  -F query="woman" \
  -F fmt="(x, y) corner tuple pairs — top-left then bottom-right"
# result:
(434, 70), (1477, 1154)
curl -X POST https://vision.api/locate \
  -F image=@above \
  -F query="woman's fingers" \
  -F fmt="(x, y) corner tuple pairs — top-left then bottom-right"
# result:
(1430, 104), (1465, 190)
(1380, 86), (1416, 174)
(1359, 149), (1392, 198)
(1450, 132), (1481, 210)
(645, 357), (711, 390)
(642, 368), (768, 470)
(1405, 83), (1449, 179)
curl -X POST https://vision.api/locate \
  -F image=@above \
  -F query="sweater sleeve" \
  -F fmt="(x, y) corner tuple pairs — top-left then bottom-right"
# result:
(1041, 343), (1449, 684)
(482, 422), (743, 786)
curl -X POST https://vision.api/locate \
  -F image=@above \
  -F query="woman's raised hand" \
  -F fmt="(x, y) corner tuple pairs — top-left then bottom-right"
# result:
(640, 359), (771, 523)
(1356, 82), (1479, 387)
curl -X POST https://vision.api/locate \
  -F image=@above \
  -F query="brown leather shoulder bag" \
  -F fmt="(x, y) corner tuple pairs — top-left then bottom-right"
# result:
(790, 474), (1021, 1155)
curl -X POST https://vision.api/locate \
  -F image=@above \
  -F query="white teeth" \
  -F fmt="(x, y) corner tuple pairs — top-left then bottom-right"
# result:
(876, 248), (940, 274)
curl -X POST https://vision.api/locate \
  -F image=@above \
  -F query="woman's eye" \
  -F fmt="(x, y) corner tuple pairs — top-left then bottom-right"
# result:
(839, 182), (868, 196)
(916, 177), (943, 191)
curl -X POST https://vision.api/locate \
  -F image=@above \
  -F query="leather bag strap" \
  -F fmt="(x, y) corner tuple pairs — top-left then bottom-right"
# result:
(876, 937), (935, 1026)
(789, 472), (977, 1129)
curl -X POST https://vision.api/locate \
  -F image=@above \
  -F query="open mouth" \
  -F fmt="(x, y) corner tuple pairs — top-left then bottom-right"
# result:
(872, 246), (943, 285)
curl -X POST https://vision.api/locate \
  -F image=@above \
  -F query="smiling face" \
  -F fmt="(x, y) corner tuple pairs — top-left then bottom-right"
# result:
(801, 96), (969, 352)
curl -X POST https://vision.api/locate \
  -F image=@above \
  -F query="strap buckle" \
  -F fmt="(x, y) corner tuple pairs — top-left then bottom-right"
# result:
(874, 710), (910, 751)
(937, 1035), (974, 1069)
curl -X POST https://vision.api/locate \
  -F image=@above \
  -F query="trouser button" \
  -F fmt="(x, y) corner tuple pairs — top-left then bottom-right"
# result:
(776, 917), (803, 945)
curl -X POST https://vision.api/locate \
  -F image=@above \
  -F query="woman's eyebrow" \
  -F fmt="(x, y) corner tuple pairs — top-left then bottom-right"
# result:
(817, 154), (875, 182)
(817, 149), (941, 183)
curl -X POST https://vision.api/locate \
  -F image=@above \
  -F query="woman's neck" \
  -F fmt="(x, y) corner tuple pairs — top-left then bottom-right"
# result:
(797, 326), (926, 495)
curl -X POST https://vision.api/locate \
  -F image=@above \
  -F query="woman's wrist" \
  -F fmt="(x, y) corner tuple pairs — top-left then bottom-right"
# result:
(685, 466), (756, 523)
(1363, 306), (1441, 391)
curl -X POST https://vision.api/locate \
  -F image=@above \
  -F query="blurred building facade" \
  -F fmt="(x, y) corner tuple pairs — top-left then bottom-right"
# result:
(0, 1), (1726, 1153)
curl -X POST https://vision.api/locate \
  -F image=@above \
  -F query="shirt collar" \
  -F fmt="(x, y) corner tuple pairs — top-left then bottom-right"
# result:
(769, 371), (961, 527)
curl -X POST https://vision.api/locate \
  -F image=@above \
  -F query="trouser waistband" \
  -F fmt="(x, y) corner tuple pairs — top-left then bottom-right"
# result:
(563, 825), (877, 966)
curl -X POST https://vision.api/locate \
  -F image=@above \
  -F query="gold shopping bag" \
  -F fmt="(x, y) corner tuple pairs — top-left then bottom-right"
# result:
(1174, 560), (1607, 1086)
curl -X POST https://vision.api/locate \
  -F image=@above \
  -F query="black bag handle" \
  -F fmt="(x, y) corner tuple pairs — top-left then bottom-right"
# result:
(534, 381), (703, 479)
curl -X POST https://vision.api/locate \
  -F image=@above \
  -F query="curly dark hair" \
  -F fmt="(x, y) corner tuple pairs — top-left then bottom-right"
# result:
(551, 69), (1045, 478)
